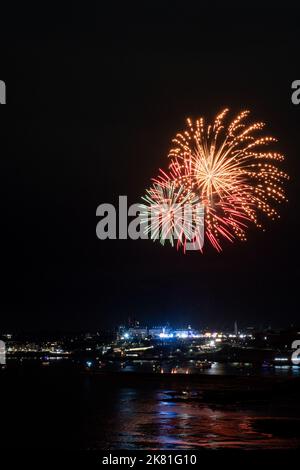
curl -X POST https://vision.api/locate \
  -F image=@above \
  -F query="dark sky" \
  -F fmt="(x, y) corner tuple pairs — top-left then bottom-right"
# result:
(1, 5), (300, 331)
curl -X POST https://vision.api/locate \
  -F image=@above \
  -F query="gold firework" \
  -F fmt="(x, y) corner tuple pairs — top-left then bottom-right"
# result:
(168, 109), (288, 251)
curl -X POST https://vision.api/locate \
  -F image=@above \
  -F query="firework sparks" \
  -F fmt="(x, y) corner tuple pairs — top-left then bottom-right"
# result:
(140, 174), (204, 252)
(141, 109), (288, 252)
(167, 109), (289, 251)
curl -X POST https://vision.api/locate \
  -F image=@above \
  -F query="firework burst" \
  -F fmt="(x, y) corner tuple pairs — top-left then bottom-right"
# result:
(140, 174), (204, 252)
(167, 109), (289, 251)
(141, 109), (288, 252)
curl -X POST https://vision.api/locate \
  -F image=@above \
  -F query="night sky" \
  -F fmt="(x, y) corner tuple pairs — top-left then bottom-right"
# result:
(1, 6), (300, 331)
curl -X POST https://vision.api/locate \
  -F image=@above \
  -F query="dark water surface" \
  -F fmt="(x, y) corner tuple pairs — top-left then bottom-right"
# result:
(1, 366), (300, 450)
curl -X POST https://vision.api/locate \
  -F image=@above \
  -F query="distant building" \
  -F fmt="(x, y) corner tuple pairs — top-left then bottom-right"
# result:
(118, 323), (201, 340)
(127, 327), (148, 339)
(148, 325), (200, 339)
(148, 326), (169, 337)
(173, 326), (200, 338)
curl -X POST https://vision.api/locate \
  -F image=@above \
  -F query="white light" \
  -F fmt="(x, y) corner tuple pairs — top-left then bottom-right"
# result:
(159, 333), (174, 338)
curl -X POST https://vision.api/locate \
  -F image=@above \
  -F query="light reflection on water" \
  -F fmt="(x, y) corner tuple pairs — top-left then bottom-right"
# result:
(88, 385), (300, 450)
(2, 365), (300, 450)
(204, 363), (300, 377)
(122, 361), (300, 377)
